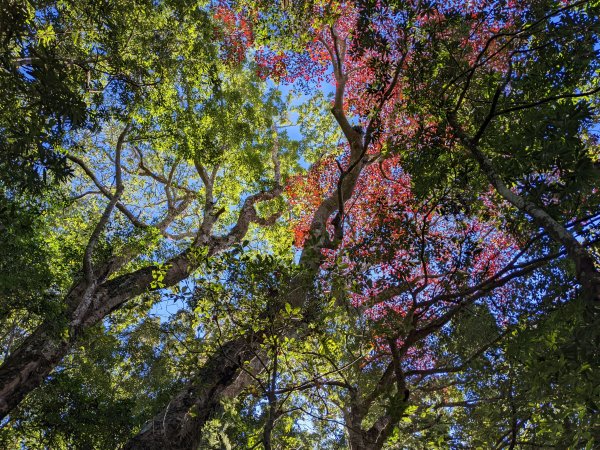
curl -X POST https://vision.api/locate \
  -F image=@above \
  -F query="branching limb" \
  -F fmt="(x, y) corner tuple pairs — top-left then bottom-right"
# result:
(211, 139), (283, 250)
(82, 123), (130, 283)
(447, 110), (600, 304)
(67, 153), (148, 229)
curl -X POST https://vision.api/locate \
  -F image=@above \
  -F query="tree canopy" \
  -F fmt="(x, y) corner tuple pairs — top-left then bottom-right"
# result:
(0, 0), (599, 449)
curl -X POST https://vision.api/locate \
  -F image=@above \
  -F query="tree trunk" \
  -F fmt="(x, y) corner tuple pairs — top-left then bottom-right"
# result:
(0, 322), (70, 417)
(347, 425), (386, 450)
(123, 336), (261, 450)
(348, 430), (371, 450)
(347, 428), (391, 450)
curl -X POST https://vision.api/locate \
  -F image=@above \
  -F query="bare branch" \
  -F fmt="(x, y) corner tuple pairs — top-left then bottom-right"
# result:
(69, 190), (101, 201)
(82, 123), (130, 283)
(67, 154), (148, 229)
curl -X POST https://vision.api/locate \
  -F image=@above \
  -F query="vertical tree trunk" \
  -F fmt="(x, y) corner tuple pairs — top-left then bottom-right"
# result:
(348, 430), (370, 450)
(123, 336), (261, 450)
(347, 426), (386, 450)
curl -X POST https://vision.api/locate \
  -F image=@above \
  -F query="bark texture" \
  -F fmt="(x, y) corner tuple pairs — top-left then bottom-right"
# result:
(123, 337), (260, 450)
(0, 180), (281, 419)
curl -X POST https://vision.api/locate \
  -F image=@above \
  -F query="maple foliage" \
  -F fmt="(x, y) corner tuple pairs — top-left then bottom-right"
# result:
(206, 1), (599, 446)
(254, 0), (524, 323)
